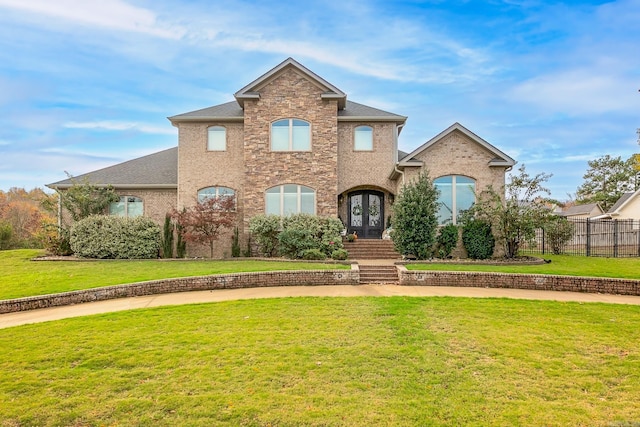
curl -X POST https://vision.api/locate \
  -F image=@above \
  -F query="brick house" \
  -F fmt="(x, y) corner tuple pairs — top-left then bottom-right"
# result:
(48, 58), (516, 257)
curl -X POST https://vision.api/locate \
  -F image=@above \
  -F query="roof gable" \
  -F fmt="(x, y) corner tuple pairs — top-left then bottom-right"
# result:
(398, 122), (516, 167)
(234, 57), (347, 109)
(608, 191), (638, 214)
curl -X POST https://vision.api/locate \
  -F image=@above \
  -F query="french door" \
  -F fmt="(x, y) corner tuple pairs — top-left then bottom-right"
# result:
(348, 191), (384, 239)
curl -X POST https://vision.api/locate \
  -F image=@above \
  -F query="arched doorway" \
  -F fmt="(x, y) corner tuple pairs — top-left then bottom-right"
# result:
(347, 190), (384, 239)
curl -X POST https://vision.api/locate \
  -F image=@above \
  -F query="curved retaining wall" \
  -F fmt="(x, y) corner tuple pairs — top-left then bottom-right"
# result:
(397, 266), (640, 296)
(0, 268), (359, 314)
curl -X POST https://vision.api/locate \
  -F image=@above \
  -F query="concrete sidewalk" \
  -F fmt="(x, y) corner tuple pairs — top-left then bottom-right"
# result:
(2, 285), (640, 329)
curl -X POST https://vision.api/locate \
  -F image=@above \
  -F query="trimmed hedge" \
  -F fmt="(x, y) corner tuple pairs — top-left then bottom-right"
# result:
(462, 219), (495, 260)
(70, 215), (161, 259)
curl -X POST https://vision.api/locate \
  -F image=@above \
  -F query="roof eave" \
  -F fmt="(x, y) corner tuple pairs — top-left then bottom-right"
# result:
(168, 116), (244, 124)
(338, 116), (407, 123)
(48, 183), (178, 190)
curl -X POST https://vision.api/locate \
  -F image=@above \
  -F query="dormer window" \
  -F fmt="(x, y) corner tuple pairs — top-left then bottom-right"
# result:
(271, 119), (310, 151)
(354, 125), (373, 151)
(207, 126), (226, 151)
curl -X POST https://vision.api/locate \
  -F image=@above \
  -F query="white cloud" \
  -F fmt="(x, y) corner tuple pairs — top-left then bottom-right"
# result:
(0, 0), (185, 39)
(510, 69), (638, 116)
(64, 121), (175, 135)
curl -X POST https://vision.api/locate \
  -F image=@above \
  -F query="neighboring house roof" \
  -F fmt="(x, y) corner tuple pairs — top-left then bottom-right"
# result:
(234, 57), (347, 109)
(608, 192), (635, 214)
(47, 147), (178, 190)
(558, 203), (604, 217)
(398, 122), (516, 167)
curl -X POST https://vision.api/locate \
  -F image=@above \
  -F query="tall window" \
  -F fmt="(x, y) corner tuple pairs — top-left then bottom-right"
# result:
(198, 186), (235, 202)
(265, 184), (315, 216)
(354, 125), (373, 151)
(434, 176), (476, 225)
(207, 126), (226, 151)
(271, 119), (310, 151)
(109, 196), (143, 218)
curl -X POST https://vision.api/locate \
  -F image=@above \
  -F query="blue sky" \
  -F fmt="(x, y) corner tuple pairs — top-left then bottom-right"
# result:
(0, 0), (638, 200)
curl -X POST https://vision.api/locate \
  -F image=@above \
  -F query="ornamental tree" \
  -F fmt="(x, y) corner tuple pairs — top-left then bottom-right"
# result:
(172, 196), (236, 258)
(467, 164), (552, 258)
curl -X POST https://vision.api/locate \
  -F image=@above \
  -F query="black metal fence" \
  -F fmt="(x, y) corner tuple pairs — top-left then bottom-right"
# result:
(520, 218), (640, 258)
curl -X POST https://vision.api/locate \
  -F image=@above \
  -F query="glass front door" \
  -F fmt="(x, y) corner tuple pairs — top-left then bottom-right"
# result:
(348, 191), (384, 238)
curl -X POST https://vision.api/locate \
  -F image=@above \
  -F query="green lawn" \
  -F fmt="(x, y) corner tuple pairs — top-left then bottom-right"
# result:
(0, 297), (639, 426)
(0, 250), (349, 300)
(406, 254), (640, 279)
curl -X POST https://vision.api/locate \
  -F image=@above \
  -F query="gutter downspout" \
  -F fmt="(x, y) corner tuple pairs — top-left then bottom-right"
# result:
(394, 122), (406, 186)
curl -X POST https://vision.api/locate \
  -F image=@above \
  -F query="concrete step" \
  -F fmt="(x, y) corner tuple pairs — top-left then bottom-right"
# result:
(358, 265), (399, 283)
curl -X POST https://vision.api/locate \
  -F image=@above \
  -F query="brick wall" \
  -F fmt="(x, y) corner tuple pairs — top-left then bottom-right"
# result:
(402, 129), (507, 193)
(398, 267), (640, 296)
(0, 267), (360, 314)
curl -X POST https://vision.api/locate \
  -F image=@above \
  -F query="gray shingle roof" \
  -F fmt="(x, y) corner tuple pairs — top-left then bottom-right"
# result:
(168, 101), (243, 122)
(47, 147), (177, 189)
(559, 203), (602, 216)
(169, 99), (406, 124)
(608, 192), (634, 213)
(339, 101), (407, 122)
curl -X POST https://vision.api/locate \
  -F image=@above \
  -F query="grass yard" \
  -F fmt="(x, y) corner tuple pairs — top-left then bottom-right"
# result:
(0, 297), (639, 426)
(406, 253), (640, 279)
(0, 250), (349, 300)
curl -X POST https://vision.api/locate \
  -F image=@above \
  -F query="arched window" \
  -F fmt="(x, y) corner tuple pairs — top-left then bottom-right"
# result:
(198, 186), (235, 202)
(265, 184), (315, 216)
(109, 196), (143, 218)
(434, 176), (476, 225)
(354, 125), (373, 151)
(271, 119), (310, 151)
(207, 126), (226, 151)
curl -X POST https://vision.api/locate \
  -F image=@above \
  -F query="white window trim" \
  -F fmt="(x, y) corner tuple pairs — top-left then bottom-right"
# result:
(109, 196), (143, 218)
(435, 175), (476, 225)
(354, 125), (373, 151)
(271, 119), (311, 152)
(265, 184), (316, 216)
(207, 126), (226, 151)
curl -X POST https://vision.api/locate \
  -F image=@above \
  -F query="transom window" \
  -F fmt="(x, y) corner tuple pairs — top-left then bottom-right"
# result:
(207, 126), (226, 151)
(109, 196), (143, 218)
(265, 184), (315, 216)
(271, 119), (310, 151)
(354, 125), (373, 151)
(434, 176), (476, 225)
(198, 186), (235, 203)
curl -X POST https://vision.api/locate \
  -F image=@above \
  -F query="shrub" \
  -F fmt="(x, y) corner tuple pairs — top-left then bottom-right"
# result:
(331, 248), (348, 260)
(278, 228), (316, 259)
(302, 248), (326, 260)
(462, 219), (495, 259)
(231, 226), (241, 257)
(392, 172), (439, 259)
(544, 216), (574, 255)
(175, 220), (187, 258)
(436, 224), (458, 258)
(42, 225), (72, 256)
(278, 214), (344, 259)
(161, 214), (174, 258)
(249, 215), (281, 257)
(70, 215), (160, 259)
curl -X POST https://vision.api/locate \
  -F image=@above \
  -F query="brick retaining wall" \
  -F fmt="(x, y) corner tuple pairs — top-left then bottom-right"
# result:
(397, 266), (640, 296)
(0, 267), (359, 314)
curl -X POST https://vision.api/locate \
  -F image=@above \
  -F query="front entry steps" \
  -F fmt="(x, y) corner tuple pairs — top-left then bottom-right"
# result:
(344, 239), (400, 260)
(358, 265), (399, 284)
